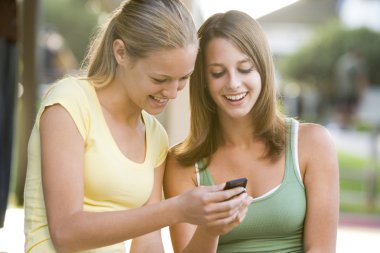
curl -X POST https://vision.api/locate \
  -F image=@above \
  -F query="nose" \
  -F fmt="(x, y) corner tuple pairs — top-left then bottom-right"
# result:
(163, 81), (180, 99)
(227, 71), (241, 90)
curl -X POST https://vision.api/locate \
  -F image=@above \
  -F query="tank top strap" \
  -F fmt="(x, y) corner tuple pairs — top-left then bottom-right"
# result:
(195, 157), (213, 186)
(284, 118), (304, 187)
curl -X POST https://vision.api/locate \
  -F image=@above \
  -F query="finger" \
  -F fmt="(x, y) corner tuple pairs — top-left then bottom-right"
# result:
(236, 197), (252, 222)
(236, 211), (247, 223)
(205, 192), (248, 217)
(213, 183), (227, 191)
(205, 211), (234, 222)
(199, 183), (225, 192)
(228, 191), (249, 205)
(201, 183), (246, 195)
(224, 187), (247, 199)
(204, 205), (241, 221)
(207, 210), (240, 227)
(241, 196), (254, 207)
(207, 187), (247, 203)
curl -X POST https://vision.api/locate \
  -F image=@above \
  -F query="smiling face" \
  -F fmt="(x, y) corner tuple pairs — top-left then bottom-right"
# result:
(116, 43), (198, 115)
(205, 37), (262, 120)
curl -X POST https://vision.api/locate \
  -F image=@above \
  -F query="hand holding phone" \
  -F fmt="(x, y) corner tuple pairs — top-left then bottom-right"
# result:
(223, 178), (248, 201)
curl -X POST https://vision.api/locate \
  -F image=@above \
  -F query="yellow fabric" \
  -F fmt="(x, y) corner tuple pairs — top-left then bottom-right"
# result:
(24, 77), (169, 252)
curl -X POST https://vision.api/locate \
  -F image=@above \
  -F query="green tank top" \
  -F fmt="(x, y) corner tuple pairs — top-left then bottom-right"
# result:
(196, 118), (306, 253)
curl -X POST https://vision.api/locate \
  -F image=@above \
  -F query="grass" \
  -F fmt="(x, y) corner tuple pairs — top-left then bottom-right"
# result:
(338, 151), (380, 214)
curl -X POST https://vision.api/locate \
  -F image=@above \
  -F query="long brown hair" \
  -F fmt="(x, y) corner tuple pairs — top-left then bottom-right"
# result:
(173, 10), (287, 167)
(82, 0), (197, 88)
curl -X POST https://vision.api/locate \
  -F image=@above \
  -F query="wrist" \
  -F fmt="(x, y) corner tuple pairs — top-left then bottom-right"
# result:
(180, 226), (219, 253)
(164, 195), (184, 224)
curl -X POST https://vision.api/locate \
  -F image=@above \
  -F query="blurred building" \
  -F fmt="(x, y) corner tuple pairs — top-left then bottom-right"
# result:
(339, 0), (380, 32)
(165, 0), (341, 144)
(163, 0), (380, 144)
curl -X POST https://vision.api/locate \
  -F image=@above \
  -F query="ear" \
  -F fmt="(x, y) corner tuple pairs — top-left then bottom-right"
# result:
(113, 39), (127, 65)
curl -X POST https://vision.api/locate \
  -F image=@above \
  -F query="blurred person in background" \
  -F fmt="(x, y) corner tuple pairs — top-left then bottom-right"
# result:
(164, 10), (339, 253)
(40, 27), (78, 85)
(0, 0), (17, 229)
(334, 48), (368, 129)
(23, 0), (250, 252)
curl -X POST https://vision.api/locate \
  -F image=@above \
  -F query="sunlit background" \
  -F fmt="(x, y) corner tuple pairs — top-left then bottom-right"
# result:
(1, 0), (380, 252)
(199, 0), (299, 19)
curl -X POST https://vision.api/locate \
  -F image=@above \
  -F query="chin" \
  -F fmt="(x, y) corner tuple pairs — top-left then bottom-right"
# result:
(228, 109), (252, 119)
(145, 107), (165, 115)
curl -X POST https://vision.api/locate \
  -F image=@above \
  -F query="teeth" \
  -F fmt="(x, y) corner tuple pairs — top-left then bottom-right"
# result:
(152, 96), (168, 103)
(225, 92), (247, 101)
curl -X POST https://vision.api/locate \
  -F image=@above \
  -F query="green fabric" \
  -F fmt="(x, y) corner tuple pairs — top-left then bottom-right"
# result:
(197, 118), (306, 252)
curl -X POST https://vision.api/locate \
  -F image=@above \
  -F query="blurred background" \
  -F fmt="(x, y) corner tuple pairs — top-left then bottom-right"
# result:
(0, 0), (379, 252)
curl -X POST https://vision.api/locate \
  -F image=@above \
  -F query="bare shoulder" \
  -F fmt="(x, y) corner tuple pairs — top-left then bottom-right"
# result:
(298, 122), (338, 175)
(165, 148), (192, 177)
(165, 148), (184, 171)
(41, 103), (69, 121)
(298, 122), (335, 149)
(40, 104), (79, 135)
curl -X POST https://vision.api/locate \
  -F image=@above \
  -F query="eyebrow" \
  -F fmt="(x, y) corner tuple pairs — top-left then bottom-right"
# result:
(207, 59), (251, 67)
(151, 70), (194, 79)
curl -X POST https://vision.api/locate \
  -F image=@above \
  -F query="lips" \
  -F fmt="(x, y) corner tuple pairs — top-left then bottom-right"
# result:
(149, 95), (169, 107)
(224, 92), (247, 101)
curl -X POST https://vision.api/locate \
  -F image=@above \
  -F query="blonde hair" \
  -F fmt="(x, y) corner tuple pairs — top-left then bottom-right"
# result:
(173, 10), (287, 166)
(82, 0), (197, 87)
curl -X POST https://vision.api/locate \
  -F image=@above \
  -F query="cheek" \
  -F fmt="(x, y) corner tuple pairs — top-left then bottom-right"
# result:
(207, 74), (225, 90)
(206, 80), (220, 99)
(250, 72), (262, 92)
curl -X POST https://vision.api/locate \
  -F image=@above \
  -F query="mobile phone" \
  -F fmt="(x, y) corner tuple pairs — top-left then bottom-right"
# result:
(223, 177), (248, 190)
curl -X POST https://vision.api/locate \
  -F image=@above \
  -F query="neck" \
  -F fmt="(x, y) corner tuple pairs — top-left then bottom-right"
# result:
(219, 117), (256, 148)
(96, 80), (141, 127)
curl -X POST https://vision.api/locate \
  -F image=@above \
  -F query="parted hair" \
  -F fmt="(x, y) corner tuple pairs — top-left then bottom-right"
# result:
(173, 10), (287, 167)
(82, 0), (197, 87)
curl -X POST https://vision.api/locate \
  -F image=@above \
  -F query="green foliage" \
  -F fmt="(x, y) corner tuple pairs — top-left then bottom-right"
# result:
(338, 151), (380, 214)
(338, 151), (371, 170)
(42, 0), (99, 63)
(280, 20), (380, 88)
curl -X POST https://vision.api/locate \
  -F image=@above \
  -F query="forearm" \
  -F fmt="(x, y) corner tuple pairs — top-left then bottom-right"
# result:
(51, 197), (181, 252)
(180, 226), (219, 253)
(304, 231), (337, 253)
(130, 231), (164, 253)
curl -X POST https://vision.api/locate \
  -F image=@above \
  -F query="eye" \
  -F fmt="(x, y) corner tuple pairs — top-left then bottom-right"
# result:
(238, 67), (254, 74)
(210, 71), (225, 78)
(180, 75), (190, 81)
(152, 78), (167, 84)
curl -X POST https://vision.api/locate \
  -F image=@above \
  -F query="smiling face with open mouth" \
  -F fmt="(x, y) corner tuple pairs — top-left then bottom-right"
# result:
(116, 43), (197, 116)
(205, 37), (262, 120)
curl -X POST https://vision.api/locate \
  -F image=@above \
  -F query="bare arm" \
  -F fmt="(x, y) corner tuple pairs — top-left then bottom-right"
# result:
(299, 123), (339, 253)
(129, 162), (166, 253)
(163, 153), (209, 253)
(41, 105), (247, 252)
(163, 151), (252, 253)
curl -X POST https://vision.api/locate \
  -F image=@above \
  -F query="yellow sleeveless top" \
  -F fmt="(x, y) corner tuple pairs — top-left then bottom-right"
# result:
(24, 77), (168, 252)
